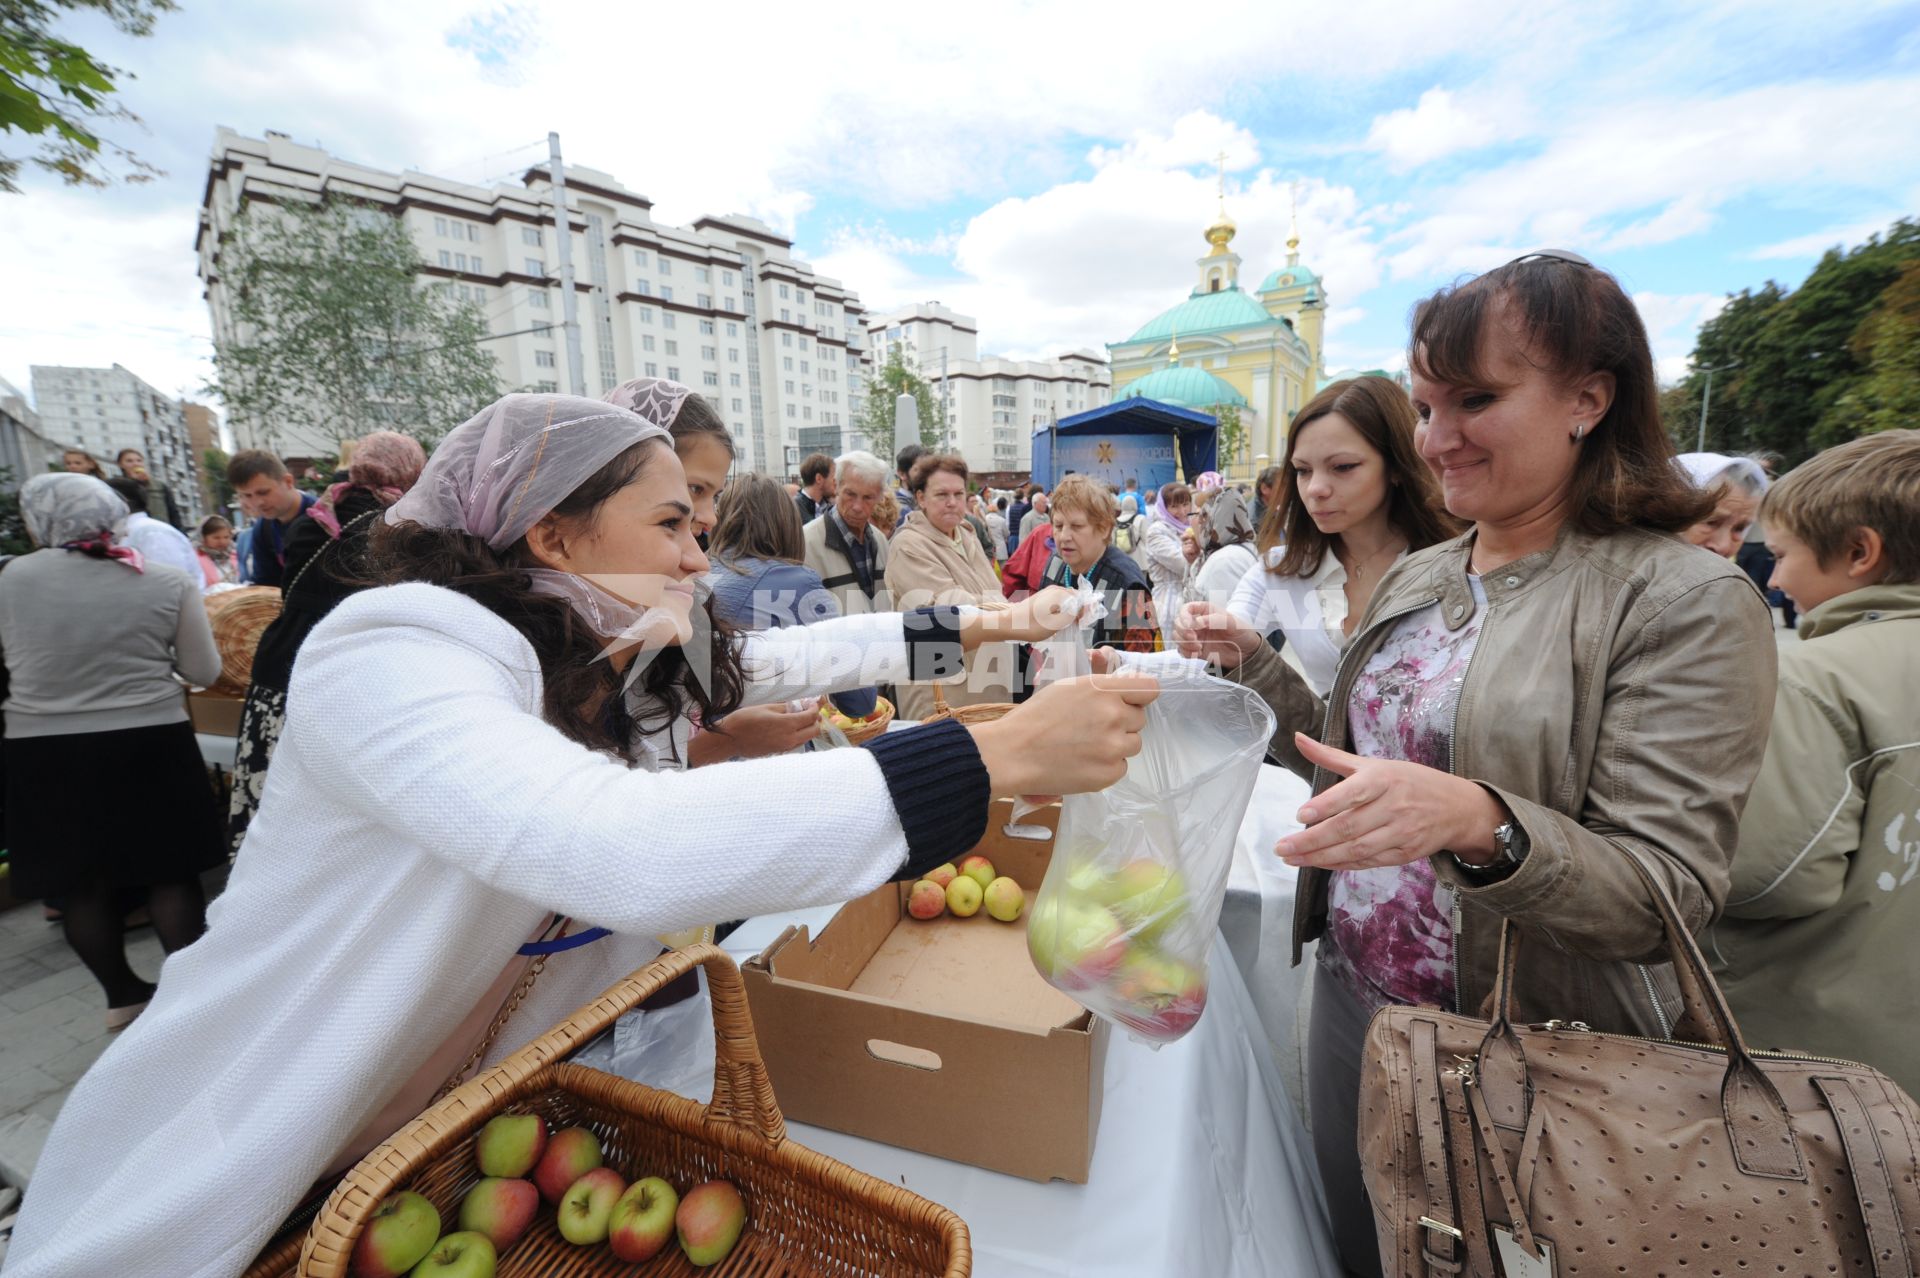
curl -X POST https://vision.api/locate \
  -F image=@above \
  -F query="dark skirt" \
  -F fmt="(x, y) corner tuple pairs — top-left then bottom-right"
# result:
(225, 684), (286, 861)
(4, 720), (224, 899)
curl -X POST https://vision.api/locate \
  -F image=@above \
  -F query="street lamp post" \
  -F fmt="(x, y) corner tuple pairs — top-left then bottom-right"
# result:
(1696, 362), (1738, 452)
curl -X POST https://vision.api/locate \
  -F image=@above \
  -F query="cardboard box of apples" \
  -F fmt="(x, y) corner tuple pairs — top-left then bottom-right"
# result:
(351, 1114), (748, 1276)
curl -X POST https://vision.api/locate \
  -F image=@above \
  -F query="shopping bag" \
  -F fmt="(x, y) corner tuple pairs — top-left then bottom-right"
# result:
(1026, 662), (1274, 1044)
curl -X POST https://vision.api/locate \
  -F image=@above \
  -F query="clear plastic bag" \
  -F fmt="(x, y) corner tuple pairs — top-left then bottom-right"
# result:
(1026, 661), (1274, 1045)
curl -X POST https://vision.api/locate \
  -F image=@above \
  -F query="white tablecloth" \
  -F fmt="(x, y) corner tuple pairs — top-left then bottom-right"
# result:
(586, 904), (1337, 1276)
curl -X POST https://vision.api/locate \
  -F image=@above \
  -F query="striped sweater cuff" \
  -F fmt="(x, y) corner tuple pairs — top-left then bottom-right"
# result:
(901, 605), (967, 682)
(863, 716), (991, 879)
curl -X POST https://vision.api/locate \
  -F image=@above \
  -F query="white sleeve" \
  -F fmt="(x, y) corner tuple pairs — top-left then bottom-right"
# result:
(734, 610), (918, 706)
(1228, 561), (1276, 631)
(288, 608), (910, 935)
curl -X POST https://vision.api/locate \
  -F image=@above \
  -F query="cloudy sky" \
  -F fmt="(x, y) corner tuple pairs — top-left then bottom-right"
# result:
(3, 0), (1917, 422)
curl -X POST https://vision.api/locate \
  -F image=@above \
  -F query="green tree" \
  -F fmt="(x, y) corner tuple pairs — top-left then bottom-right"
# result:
(0, 0), (174, 194)
(201, 446), (232, 511)
(857, 349), (942, 453)
(1663, 219), (1920, 466)
(1212, 402), (1246, 472)
(208, 199), (502, 450)
(1835, 260), (1920, 435)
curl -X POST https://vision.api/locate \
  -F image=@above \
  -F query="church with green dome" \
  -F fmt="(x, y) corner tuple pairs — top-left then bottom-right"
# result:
(1108, 187), (1327, 472)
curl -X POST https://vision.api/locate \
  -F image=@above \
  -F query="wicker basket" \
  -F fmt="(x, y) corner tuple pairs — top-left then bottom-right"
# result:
(830, 695), (895, 745)
(923, 683), (1015, 726)
(247, 944), (970, 1277)
(204, 586), (282, 693)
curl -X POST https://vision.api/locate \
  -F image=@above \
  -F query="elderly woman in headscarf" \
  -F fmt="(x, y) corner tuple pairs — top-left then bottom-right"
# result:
(226, 430), (430, 857)
(6, 391), (1158, 1278)
(1189, 485), (1259, 605)
(1676, 452), (1770, 560)
(1141, 480), (1197, 647)
(0, 475), (224, 1030)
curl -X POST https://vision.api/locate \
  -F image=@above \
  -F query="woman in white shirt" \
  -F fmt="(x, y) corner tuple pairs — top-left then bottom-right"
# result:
(1141, 481), (1198, 647)
(7, 389), (1159, 1278)
(1226, 377), (1458, 694)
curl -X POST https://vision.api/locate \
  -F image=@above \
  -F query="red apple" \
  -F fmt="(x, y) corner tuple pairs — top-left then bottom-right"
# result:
(676, 1179), (747, 1267)
(556, 1166), (625, 1245)
(456, 1177), (538, 1251)
(957, 854), (996, 891)
(945, 875), (983, 917)
(349, 1190), (439, 1278)
(924, 863), (958, 889)
(1111, 951), (1208, 1040)
(532, 1126), (603, 1203)
(906, 879), (947, 920)
(473, 1113), (546, 1179)
(983, 876), (1025, 922)
(608, 1176), (679, 1263)
(407, 1230), (496, 1278)
(1026, 896), (1125, 989)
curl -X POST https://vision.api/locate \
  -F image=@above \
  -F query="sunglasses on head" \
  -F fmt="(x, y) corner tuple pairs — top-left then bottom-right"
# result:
(1503, 248), (1594, 269)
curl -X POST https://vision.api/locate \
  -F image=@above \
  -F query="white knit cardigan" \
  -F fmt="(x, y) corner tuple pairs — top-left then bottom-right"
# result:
(8, 583), (929, 1278)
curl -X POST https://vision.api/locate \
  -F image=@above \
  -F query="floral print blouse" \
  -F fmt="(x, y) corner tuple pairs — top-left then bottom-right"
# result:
(1320, 577), (1486, 1012)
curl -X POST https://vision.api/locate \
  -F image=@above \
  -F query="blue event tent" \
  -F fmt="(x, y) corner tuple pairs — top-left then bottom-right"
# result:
(1027, 398), (1218, 491)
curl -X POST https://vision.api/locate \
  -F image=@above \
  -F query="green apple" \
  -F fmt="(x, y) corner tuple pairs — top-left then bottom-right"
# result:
(1107, 860), (1190, 942)
(945, 875), (983, 917)
(473, 1113), (546, 1179)
(608, 1176), (679, 1263)
(556, 1166), (626, 1245)
(456, 1177), (538, 1251)
(407, 1230), (495, 1278)
(1026, 896), (1125, 989)
(983, 876), (1026, 923)
(924, 863), (958, 889)
(676, 1179), (747, 1267)
(350, 1191), (440, 1278)
(532, 1126), (603, 1203)
(1111, 951), (1208, 1040)
(957, 854), (996, 891)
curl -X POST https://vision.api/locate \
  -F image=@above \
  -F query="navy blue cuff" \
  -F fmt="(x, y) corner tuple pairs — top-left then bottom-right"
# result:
(901, 605), (967, 683)
(863, 716), (991, 880)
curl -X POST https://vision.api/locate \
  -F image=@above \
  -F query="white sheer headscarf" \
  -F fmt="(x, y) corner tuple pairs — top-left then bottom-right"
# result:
(1676, 452), (1769, 497)
(19, 473), (144, 572)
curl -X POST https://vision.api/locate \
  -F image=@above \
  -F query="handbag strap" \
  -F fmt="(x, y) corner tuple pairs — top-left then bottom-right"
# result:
(1411, 1020), (1466, 1275)
(1464, 1073), (1544, 1262)
(1813, 1075), (1916, 1278)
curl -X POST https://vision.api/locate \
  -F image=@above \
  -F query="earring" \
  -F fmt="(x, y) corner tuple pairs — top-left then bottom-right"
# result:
(1570, 426), (1585, 441)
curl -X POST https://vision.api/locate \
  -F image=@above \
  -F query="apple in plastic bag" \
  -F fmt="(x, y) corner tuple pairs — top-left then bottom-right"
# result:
(1026, 896), (1126, 989)
(1110, 950), (1208, 1040)
(1107, 860), (1190, 943)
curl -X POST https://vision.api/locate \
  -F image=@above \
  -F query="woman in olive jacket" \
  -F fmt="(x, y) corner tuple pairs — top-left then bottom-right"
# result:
(1173, 251), (1777, 1275)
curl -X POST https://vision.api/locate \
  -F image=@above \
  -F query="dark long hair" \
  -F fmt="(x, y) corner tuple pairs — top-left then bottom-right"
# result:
(1409, 256), (1713, 534)
(1260, 377), (1460, 577)
(369, 439), (744, 762)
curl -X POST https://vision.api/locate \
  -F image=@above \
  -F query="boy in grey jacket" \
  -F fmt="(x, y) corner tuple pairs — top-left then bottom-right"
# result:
(1711, 430), (1920, 1095)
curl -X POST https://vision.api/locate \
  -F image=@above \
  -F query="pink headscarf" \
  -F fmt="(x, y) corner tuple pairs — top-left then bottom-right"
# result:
(309, 430), (429, 539)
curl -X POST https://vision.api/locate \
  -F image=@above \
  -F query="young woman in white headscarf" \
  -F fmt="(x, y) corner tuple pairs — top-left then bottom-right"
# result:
(0, 475), (225, 1029)
(7, 390), (1157, 1278)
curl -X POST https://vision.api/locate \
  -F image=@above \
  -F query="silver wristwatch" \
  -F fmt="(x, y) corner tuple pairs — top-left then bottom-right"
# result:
(1453, 820), (1530, 878)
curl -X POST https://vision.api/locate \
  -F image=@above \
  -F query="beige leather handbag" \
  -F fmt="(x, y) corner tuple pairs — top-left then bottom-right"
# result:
(1359, 850), (1920, 1278)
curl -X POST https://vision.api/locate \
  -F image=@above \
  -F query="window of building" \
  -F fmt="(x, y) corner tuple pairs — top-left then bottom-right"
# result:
(636, 306), (653, 322)
(698, 319), (714, 335)
(524, 257), (543, 277)
(729, 373), (741, 387)
(643, 335), (655, 351)
(522, 226), (542, 247)
(471, 255), (483, 273)
(799, 338), (809, 352)
(731, 397), (743, 410)
(658, 257), (672, 275)
(534, 350), (556, 368)
(803, 406), (812, 420)
(697, 293), (712, 308)
(645, 361), (658, 376)
(722, 271), (734, 285)
(701, 345), (716, 360)
(663, 313), (676, 330)
(537, 379), (559, 392)
(784, 380), (795, 393)
(634, 249), (648, 268)
(800, 360), (810, 374)
(778, 284), (790, 299)
(439, 249), (452, 267)
(783, 356), (793, 371)
(727, 347), (739, 361)
(454, 252), (468, 271)
(781, 332), (793, 347)
(785, 404), (796, 417)
(660, 285), (675, 302)
(468, 224), (481, 242)
(723, 296), (736, 311)
(696, 267), (710, 283)
(534, 322), (554, 336)
(667, 366), (680, 381)
(434, 216), (448, 236)
(703, 371), (718, 386)
(725, 322), (738, 337)
(631, 279), (651, 296)
(665, 340), (678, 356)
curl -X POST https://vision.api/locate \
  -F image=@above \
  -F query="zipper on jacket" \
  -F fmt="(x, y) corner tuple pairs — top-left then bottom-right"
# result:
(1634, 963), (1674, 1038)
(1526, 1020), (1868, 1069)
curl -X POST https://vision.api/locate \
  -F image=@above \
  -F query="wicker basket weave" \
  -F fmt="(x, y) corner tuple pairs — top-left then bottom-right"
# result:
(246, 944), (970, 1277)
(204, 586), (282, 693)
(923, 683), (1014, 726)
(830, 695), (895, 745)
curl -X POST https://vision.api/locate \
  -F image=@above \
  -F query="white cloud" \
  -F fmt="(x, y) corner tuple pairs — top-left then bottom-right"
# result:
(1633, 292), (1731, 384)
(1747, 214), (1908, 260)
(1364, 88), (1523, 171)
(1087, 111), (1259, 174)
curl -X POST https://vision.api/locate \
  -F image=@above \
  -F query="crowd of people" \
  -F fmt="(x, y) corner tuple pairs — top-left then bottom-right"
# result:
(0, 249), (1914, 1277)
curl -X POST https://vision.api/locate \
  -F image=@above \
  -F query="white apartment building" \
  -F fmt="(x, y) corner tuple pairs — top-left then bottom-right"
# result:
(28, 364), (203, 521)
(198, 129), (867, 474)
(0, 377), (57, 493)
(864, 302), (1109, 474)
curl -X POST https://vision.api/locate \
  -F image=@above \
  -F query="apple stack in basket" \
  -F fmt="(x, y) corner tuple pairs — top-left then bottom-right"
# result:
(351, 1115), (747, 1276)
